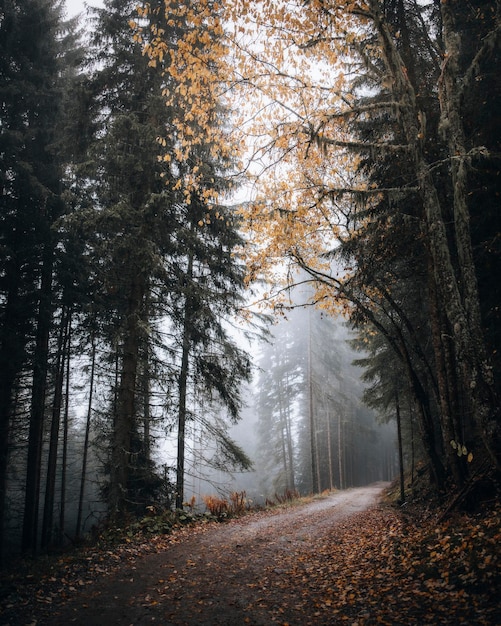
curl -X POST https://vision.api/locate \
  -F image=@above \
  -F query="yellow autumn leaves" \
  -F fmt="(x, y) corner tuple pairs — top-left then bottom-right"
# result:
(134, 1), (380, 312)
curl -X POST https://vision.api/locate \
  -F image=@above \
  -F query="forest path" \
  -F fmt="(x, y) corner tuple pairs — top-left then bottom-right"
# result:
(36, 483), (389, 625)
(4, 480), (499, 625)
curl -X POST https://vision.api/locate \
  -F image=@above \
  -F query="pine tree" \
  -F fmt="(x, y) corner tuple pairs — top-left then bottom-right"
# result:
(71, 0), (180, 517)
(168, 194), (253, 508)
(254, 290), (393, 498)
(255, 317), (303, 496)
(73, 0), (252, 516)
(0, 0), (80, 557)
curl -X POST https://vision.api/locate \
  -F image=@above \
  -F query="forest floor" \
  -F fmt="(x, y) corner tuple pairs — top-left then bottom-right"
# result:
(1, 481), (500, 625)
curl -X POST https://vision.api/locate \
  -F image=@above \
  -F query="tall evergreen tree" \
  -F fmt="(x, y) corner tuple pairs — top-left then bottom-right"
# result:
(255, 296), (394, 498)
(73, 0), (252, 517)
(255, 316), (303, 495)
(170, 209), (253, 507)
(72, 0), (181, 518)
(0, 0), (79, 557)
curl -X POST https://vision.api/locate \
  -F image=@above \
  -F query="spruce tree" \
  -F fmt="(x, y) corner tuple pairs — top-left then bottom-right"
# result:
(255, 316), (303, 496)
(0, 0), (78, 557)
(75, 0), (252, 516)
(73, 0), (178, 517)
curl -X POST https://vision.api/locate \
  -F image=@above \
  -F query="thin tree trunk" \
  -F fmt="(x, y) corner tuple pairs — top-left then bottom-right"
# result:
(395, 388), (405, 504)
(176, 324), (190, 510)
(338, 411), (344, 490)
(59, 315), (71, 545)
(278, 382), (289, 489)
(308, 310), (319, 493)
(41, 307), (68, 548)
(22, 243), (53, 554)
(76, 333), (96, 539)
(409, 391), (416, 486)
(142, 346), (151, 464)
(176, 252), (194, 510)
(280, 415), (289, 489)
(284, 380), (296, 491)
(326, 408), (334, 491)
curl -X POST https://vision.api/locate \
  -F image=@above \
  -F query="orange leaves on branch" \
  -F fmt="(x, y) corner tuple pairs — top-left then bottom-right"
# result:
(220, 0), (373, 312)
(137, 1), (397, 314)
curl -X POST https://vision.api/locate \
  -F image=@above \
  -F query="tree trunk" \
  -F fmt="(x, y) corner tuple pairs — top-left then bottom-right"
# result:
(22, 243), (53, 554)
(0, 268), (26, 563)
(176, 252), (194, 510)
(280, 409), (289, 489)
(326, 408), (334, 491)
(438, 2), (500, 466)
(338, 411), (344, 490)
(308, 310), (319, 493)
(109, 272), (145, 516)
(370, 0), (499, 470)
(76, 333), (96, 539)
(427, 254), (466, 486)
(59, 317), (71, 545)
(41, 307), (69, 549)
(141, 345), (152, 464)
(284, 382), (296, 491)
(278, 382), (289, 489)
(408, 390), (416, 486)
(395, 388), (405, 504)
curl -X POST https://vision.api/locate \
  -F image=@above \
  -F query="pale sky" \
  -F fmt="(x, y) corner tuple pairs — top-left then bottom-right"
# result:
(65, 0), (103, 19)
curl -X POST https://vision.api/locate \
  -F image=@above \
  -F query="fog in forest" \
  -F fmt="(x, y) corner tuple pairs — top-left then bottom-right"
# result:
(180, 298), (398, 507)
(1, 297), (397, 560)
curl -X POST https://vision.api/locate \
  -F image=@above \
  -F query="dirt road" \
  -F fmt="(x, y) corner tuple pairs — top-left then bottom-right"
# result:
(37, 483), (389, 625)
(5, 480), (499, 625)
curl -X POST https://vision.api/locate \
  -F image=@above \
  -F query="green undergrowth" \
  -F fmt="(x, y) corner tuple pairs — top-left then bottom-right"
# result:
(95, 507), (227, 547)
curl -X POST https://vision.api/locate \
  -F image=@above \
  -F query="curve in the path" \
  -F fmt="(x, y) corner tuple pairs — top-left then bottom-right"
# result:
(41, 482), (390, 626)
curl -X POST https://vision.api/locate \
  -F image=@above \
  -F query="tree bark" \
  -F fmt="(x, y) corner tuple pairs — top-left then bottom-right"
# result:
(110, 272), (145, 517)
(59, 319), (71, 544)
(41, 307), (69, 548)
(284, 381), (296, 492)
(22, 243), (53, 554)
(326, 408), (334, 491)
(0, 268), (26, 563)
(369, 0), (500, 472)
(395, 388), (405, 503)
(76, 333), (96, 538)
(308, 309), (319, 493)
(176, 252), (194, 510)
(338, 411), (344, 490)
(437, 2), (500, 466)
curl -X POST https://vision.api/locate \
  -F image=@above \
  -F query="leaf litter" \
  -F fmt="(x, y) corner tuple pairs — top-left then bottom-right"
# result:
(1, 485), (499, 625)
